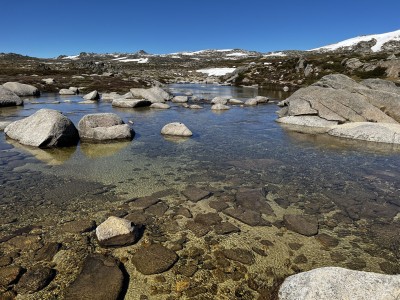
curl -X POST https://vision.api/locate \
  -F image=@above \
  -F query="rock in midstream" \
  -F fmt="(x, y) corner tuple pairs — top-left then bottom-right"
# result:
(96, 216), (139, 247)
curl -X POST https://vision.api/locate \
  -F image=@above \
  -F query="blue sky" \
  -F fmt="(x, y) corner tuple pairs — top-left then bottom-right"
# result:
(1, 0), (399, 57)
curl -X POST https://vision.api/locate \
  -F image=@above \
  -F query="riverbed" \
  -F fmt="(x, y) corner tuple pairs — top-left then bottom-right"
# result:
(0, 84), (399, 299)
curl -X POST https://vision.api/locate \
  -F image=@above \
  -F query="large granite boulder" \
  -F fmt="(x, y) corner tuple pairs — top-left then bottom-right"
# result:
(130, 86), (171, 103)
(161, 122), (192, 137)
(4, 109), (79, 148)
(59, 89), (76, 95)
(277, 74), (400, 126)
(78, 113), (133, 142)
(328, 122), (400, 144)
(279, 267), (400, 300)
(0, 86), (23, 107)
(3, 82), (40, 96)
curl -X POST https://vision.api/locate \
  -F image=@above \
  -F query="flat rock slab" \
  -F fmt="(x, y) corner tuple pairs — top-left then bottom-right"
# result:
(60, 220), (96, 233)
(64, 254), (124, 300)
(235, 188), (274, 215)
(214, 222), (240, 235)
(34, 242), (61, 261)
(132, 244), (178, 275)
(182, 186), (212, 202)
(194, 213), (222, 226)
(222, 248), (255, 265)
(328, 122), (400, 144)
(283, 214), (319, 236)
(223, 207), (270, 227)
(129, 196), (160, 209)
(186, 221), (211, 237)
(279, 267), (400, 300)
(15, 266), (55, 294)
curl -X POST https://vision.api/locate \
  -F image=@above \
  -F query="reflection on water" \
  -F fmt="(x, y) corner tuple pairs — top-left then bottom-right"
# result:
(80, 141), (131, 159)
(6, 139), (77, 165)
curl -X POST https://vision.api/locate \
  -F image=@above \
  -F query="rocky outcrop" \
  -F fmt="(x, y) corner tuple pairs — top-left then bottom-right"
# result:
(78, 113), (133, 141)
(130, 86), (171, 103)
(328, 122), (400, 144)
(161, 122), (192, 137)
(279, 267), (400, 300)
(0, 86), (23, 107)
(4, 109), (79, 148)
(3, 82), (40, 96)
(277, 75), (400, 140)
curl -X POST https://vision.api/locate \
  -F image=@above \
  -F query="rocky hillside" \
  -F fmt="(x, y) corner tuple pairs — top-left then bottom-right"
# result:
(1, 30), (399, 93)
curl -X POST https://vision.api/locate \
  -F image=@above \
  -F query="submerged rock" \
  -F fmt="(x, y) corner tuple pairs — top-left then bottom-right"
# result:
(182, 186), (212, 202)
(64, 254), (124, 300)
(3, 82), (40, 96)
(15, 266), (55, 294)
(161, 122), (192, 137)
(131, 243), (178, 275)
(279, 267), (400, 300)
(78, 113), (133, 142)
(0, 86), (23, 107)
(283, 214), (319, 236)
(4, 109), (79, 148)
(96, 216), (139, 247)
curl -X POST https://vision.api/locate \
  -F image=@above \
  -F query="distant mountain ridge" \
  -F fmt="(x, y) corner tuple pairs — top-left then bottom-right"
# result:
(310, 29), (400, 53)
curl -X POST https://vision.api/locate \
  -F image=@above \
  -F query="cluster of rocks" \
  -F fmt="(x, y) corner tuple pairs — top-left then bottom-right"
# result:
(277, 74), (400, 144)
(0, 82), (40, 107)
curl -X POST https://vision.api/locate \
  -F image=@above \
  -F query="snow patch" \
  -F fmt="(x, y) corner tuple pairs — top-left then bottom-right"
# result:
(311, 29), (400, 52)
(264, 52), (287, 57)
(226, 52), (248, 57)
(196, 67), (236, 76)
(112, 57), (149, 63)
(62, 55), (79, 60)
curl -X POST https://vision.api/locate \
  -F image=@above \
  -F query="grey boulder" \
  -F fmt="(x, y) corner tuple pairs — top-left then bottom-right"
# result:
(150, 103), (171, 109)
(328, 122), (400, 144)
(78, 113), (133, 141)
(130, 86), (171, 103)
(279, 267), (400, 300)
(171, 96), (188, 103)
(112, 98), (151, 108)
(4, 109), (79, 148)
(83, 90), (100, 100)
(211, 96), (230, 105)
(3, 82), (40, 96)
(59, 89), (76, 95)
(211, 103), (230, 110)
(0, 86), (23, 107)
(161, 122), (192, 137)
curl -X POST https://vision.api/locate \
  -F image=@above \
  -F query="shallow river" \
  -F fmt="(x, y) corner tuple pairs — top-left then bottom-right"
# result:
(0, 84), (399, 299)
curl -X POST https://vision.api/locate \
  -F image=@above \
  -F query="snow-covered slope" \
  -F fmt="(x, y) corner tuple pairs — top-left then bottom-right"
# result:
(311, 29), (400, 52)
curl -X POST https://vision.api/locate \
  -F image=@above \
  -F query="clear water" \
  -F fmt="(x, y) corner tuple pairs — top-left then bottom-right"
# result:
(1, 84), (399, 297)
